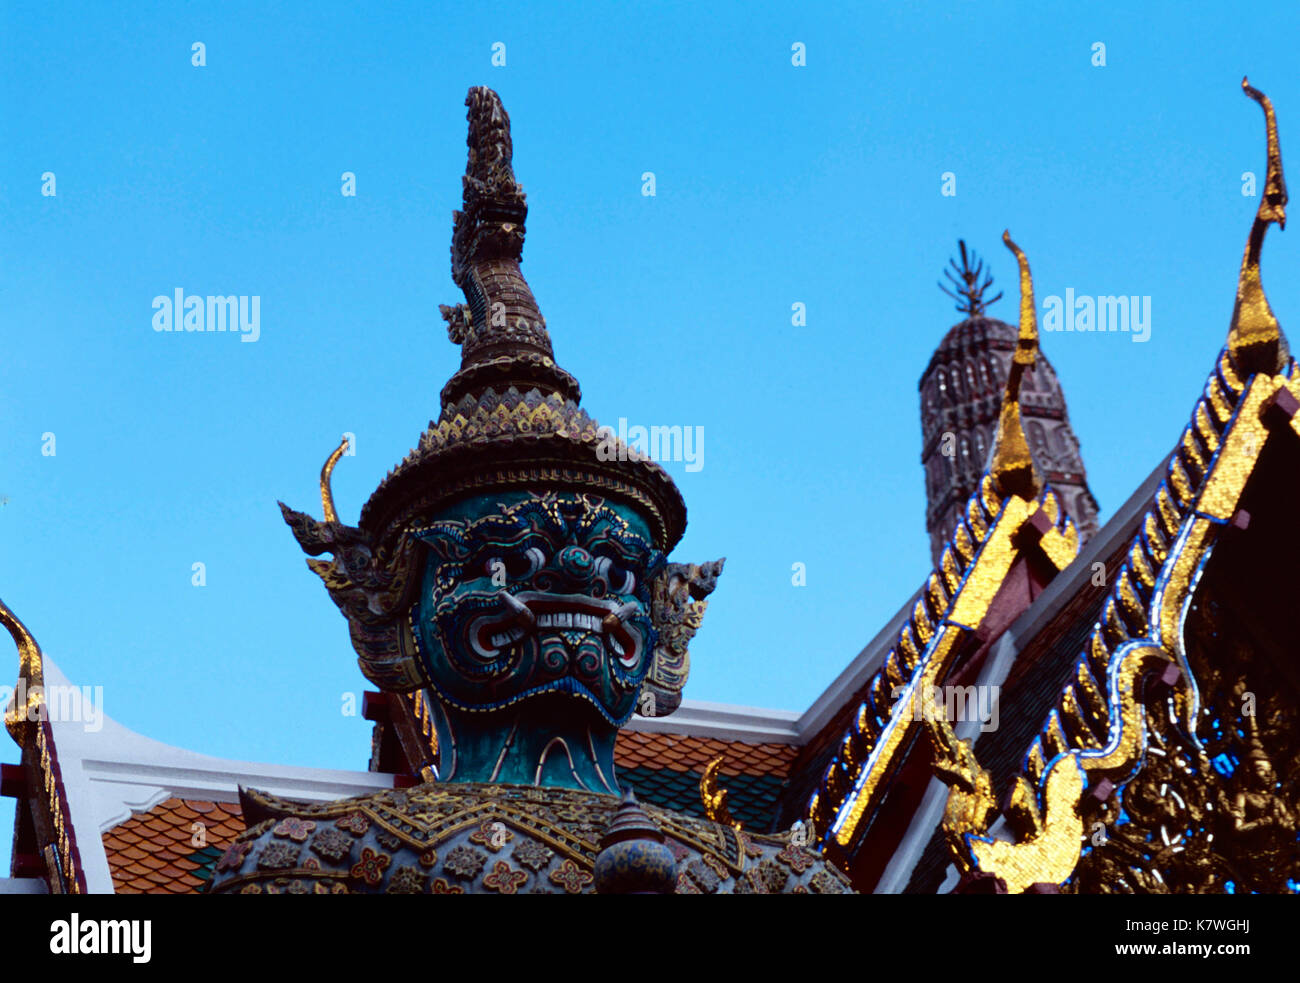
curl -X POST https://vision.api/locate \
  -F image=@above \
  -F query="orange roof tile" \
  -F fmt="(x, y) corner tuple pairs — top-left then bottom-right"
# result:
(103, 798), (245, 894)
(614, 730), (797, 777)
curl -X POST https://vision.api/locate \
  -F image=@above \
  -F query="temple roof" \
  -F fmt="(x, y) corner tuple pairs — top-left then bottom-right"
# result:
(898, 452), (1171, 891)
(105, 799), (243, 894)
(777, 233), (1087, 885)
(894, 78), (1300, 895)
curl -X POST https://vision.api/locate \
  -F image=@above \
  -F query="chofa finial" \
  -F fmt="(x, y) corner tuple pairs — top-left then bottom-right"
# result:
(2, 598), (46, 749)
(1228, 78), (1289, 373)
(988, 231), (1041, 500)
(319, 435), (350, 523)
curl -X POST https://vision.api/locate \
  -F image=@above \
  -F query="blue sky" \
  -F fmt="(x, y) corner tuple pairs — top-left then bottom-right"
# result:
(3, 0), (1299, 796)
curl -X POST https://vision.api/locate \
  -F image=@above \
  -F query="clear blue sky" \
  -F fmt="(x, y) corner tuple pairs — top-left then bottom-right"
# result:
(3, 0), (1299, 791)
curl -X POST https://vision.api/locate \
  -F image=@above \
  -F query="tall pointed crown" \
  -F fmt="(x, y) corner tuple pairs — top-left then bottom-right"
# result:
(356, 87), (686, 551)
(439, 87), (581, 405)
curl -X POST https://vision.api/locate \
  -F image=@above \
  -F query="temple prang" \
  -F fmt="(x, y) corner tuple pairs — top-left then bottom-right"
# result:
(919, 239), (1100, 567)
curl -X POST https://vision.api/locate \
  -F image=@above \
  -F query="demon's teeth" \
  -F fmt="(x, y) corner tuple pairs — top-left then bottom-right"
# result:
(536, 612), (603, 631)
(489, 627), (526, 648)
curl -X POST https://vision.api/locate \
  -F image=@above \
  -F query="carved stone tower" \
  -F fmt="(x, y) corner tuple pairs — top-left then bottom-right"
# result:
(920, 241), (1099, 566)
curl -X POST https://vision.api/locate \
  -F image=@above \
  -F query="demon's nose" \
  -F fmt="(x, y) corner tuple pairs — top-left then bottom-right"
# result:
(556, 545), (595, 585)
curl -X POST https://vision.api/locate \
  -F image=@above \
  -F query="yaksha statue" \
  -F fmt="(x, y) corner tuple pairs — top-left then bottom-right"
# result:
(207, 87), (852, 895)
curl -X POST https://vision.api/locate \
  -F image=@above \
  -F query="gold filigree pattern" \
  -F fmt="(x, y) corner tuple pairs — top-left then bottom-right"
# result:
(956, 365), (1288, 891)
(823, 481), (1078, 850)
(1072, 556), (1300, 893)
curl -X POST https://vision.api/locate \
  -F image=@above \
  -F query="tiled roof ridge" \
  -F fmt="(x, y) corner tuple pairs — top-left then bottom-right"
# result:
(803, 469), (1074, 842)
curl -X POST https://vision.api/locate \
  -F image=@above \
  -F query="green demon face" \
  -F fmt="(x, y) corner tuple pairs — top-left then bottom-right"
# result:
(411, 492), (665, 726)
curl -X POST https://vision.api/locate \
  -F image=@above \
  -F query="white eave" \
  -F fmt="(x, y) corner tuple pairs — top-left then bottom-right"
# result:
(40, 658), (393, 895)
(626, 700), (800, 744)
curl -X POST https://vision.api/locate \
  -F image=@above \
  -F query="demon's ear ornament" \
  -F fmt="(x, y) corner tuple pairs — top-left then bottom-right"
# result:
(639, 558), (725, 717)
(279, 437), (425, 691)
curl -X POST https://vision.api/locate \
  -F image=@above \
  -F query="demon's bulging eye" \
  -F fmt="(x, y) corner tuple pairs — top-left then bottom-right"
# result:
(594, 555), (636, 595)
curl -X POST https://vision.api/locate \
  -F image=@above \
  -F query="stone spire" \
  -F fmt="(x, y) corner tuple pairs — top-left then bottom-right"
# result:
(919, 240), (1099, 567)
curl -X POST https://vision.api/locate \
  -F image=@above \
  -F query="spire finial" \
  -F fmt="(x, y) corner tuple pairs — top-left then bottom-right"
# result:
(1228, 78), (1289, 374)
(939, 240), (1003, 317)
(450, 87), (528, 292)
(439, 87), (580, 406)
(988, 231), (1041, 500)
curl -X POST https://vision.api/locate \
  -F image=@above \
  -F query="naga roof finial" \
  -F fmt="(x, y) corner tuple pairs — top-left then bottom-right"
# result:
(318, 435), (350, 524)
(2, 597), (46, 749)
(1228, 78), (1289, 374)
(939, 239), (1003, 317)
(987, 230), (1042, 500)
